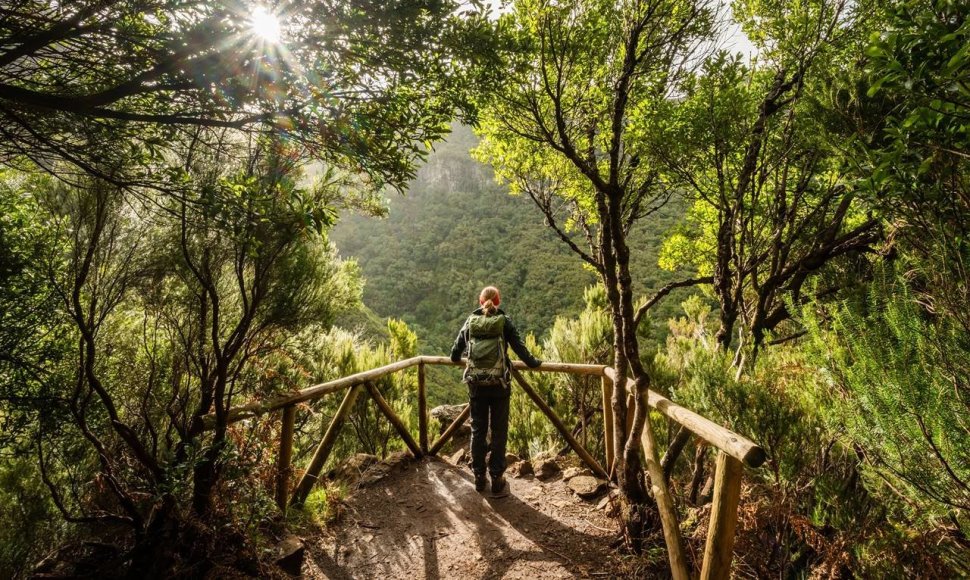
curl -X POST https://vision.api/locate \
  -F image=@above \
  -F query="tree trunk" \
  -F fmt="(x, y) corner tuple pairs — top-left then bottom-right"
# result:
(715, 307), (737, 351)
(689, 444), (708, 505)
(661, 425), (693, 483)
(601, 186), (656, 549)
(127, 494), (179, 573)
(192, 367), (229, 515)
(191, 435), (224, 515)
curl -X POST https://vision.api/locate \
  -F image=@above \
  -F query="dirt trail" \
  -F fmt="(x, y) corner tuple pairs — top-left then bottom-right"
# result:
(304, 457), (628, 579)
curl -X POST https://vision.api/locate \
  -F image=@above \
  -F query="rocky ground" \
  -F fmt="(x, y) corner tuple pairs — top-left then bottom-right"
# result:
(300, 454), (629, 579)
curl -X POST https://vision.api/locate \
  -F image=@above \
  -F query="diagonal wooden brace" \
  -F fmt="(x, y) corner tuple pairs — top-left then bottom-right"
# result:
(429, 404), (470, 456)
(511, 369), (608, 479)
(641, 408), (690, 580)
(365, 381), (422, 458)
(291, 383), (364, 506)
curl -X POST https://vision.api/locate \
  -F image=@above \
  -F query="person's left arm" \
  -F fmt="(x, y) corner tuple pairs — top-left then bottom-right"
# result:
(503, 316), (542, 368)
(450, 318), (469, 363)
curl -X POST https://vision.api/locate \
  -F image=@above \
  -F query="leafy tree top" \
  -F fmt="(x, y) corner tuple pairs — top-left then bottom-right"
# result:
(474, 0), (716, 274)
(0, 0), (497, 190)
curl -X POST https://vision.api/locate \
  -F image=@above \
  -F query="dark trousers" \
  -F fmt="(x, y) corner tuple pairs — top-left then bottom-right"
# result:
(469, 393), (510, 478)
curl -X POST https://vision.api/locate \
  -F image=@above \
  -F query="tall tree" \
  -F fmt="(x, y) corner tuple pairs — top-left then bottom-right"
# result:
(654, 0), (880, 362)
(3, 138), (360, 569)
(475, 0), (716, 549)
(0, 0), (495, 190)
(824, 0), (970, 560)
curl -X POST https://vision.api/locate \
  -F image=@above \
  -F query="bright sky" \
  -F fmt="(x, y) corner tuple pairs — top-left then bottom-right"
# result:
(719, 4), (758, 60)
(477, 0), (757, 59)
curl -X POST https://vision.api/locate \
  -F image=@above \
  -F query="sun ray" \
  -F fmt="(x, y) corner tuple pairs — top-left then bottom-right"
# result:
(249, 6), (281, 44)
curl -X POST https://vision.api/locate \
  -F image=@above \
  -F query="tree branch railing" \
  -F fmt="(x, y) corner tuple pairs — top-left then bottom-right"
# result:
(204, 355), (765, 580)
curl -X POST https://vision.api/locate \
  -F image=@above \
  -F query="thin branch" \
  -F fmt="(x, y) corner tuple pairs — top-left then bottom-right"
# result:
(37, 434), (136, 527)
(524, 185), (604, 273)
(767, 330), (807, 346)
(634, 276), (713, 327)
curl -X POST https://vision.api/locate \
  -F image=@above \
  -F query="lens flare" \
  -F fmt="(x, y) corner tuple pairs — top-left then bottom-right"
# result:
(249, 6), (281, 43)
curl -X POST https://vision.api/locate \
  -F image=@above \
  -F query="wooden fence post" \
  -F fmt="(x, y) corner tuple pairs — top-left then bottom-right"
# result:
(275, 404), (297, 511)
(511, 369), (608, 479)
(700, 451), (743, 580)
(641, 410), (690, 580)
(601, 374), (615, 478)
(291, 384), (364, 506)
(365, 381), (423, 458)
(418, 362), (428, 454)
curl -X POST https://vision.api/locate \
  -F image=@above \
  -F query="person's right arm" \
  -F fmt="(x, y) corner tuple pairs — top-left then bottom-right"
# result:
(503, 316), (542, 368)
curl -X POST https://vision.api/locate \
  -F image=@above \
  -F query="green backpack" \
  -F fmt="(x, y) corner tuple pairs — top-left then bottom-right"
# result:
(463, 313), (507, 387)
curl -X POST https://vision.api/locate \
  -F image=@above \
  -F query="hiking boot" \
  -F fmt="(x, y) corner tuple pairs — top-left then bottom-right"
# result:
(490, 475), (506, 495)
(474, 473), (487, 492)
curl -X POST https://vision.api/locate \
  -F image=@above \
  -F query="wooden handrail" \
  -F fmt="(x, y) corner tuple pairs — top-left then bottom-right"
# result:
(603, 367), (766, 469)
(419, 356), (608, 375)
(208, 356), (607, 427)
(210, 356), (425, 425)
(209, 357), (764, 469)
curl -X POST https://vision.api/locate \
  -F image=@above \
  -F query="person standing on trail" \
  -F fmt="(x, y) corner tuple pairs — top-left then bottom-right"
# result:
(450, 286), (542, 495)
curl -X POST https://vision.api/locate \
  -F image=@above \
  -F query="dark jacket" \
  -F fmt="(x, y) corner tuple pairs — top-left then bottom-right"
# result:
(450, 307), (541, 396)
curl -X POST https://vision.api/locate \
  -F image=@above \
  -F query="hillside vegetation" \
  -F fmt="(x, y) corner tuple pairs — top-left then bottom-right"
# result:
(331, 126), (689, 356)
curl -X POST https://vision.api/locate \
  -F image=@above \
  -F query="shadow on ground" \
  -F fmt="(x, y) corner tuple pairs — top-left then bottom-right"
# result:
(305, 457), (624, 579)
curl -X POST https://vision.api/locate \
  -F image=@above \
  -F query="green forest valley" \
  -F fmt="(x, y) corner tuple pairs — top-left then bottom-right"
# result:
(0, 0), (967, 578)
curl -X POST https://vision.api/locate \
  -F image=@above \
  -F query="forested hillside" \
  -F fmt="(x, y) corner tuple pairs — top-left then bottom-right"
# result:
(331, 125), (689, 354)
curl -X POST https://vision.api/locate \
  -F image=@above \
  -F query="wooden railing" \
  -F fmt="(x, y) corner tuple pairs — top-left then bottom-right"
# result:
(209, 355), (765, 580)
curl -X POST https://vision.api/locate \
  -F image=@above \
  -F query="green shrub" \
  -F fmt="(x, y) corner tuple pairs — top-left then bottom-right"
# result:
(0, 456), (64, 578)
(506, 286), (613, 460)
(802, 267), (970, 573)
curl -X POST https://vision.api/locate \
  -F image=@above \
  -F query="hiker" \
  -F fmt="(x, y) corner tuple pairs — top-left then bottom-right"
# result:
(450, 286), (541, 494)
